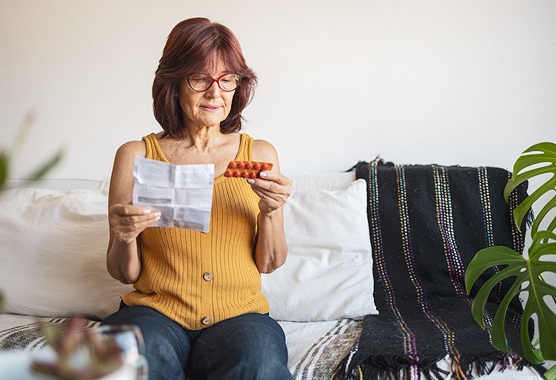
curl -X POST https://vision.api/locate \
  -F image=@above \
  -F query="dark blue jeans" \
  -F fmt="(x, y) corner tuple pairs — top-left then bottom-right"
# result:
(101, 302), (291, 380)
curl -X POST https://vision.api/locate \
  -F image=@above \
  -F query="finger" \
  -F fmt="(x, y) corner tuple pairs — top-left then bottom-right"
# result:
(258, 171), (292, 186)
(248, 178), (291, 199)
(111, 211), (160, 227)
(114, 217), (158, 233)
(249, 181), (281, 199)
(111, 213), (160, 243)
(250, 184), (289, 209)
(110, 204), (155, 217)
(248, 171), (291, 188)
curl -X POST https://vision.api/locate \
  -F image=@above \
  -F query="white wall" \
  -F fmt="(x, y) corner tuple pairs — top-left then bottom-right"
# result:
(1, 0), (555, 181)
(2, 1), (555, 366)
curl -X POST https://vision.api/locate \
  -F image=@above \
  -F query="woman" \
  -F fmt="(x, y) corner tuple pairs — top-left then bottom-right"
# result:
(102, 18), (292, 380)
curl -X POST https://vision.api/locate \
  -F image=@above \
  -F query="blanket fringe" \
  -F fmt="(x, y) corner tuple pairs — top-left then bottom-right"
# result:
(330, 353), (539, 380)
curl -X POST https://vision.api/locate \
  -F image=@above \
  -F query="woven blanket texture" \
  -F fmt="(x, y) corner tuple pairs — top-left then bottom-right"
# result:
(332, 160), (537, 380)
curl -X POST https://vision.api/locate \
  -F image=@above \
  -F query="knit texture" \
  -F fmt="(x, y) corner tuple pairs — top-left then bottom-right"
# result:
(332, 159), (540, 380)
(121, 133), (269, 330)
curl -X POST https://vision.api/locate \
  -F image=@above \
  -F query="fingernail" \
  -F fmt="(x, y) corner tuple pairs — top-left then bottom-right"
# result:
(259, 171), (267, 178)
(143, 209), (152, 214)
(247, 178), (255, 184)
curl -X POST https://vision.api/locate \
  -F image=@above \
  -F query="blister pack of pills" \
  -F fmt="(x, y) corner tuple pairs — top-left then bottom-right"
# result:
(224, 161), (273, 179)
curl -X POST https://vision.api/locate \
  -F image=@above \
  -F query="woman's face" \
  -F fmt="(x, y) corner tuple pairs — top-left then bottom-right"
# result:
(178, 60), (236, 131)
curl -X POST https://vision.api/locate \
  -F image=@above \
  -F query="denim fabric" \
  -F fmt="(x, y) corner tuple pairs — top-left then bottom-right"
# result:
(101, 302), (291, 380)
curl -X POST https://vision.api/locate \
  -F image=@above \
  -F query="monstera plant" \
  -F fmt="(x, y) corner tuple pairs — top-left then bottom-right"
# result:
(465, 142), (556, 379)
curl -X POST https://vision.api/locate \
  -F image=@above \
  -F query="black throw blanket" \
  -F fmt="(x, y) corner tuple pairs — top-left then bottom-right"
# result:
(332, 160), (540, 380)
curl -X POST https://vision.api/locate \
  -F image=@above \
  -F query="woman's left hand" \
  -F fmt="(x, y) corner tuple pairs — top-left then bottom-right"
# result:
(247, 171), (292, 215)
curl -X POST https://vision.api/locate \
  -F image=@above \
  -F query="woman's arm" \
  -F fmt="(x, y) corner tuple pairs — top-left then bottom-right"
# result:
(106, 141), (160, 284)
(250, 140), (292, 274)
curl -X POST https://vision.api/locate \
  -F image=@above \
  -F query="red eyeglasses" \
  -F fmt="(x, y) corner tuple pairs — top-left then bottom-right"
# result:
(187, 73), (240, 92)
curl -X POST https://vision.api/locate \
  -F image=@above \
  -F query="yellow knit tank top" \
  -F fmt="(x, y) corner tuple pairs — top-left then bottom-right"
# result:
(121, 133), (269, 330)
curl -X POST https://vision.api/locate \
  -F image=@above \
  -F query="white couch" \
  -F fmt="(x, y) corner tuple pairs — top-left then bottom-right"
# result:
(0, 173), (374, 379)
(0, 172), (545, 380)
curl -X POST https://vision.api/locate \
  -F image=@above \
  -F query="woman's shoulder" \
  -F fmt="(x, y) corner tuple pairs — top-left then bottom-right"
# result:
(115, 139), (147, 162)
(252, 138), (279, 169)
(118, 139), (146, 154)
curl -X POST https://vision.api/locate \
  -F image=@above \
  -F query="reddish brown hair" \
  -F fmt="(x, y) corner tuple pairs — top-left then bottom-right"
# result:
(152, 18), (257, 138)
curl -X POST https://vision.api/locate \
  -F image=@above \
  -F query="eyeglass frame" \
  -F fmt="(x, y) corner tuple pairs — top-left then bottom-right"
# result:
(186, 73), (241, 93)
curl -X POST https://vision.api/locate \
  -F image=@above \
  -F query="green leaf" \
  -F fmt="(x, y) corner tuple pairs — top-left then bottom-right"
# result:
(465, 245), (525, 295)
(0, 111), (64, 190)
(504, 142), (556, 231)
(0, 154), (7, 190)
(528, 231), (556, 260)
(521, 299), (544, 363)
(533, 281), (556, 359)
(523, 142), (556, 156)
(26, 148), (64, 182)
(9, 111), (36, 159)
(466, 231), (556, 364)
(515, 179), (556, 233)
(545, 364), (556, 380)
(469, 263), (523, 330)
(490, 276), (524, 352)
(532, 196), (556, 238)
(41, 324), (60, 346)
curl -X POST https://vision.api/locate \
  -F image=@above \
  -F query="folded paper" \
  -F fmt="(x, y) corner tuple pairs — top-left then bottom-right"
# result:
(132, 157), (214, 233)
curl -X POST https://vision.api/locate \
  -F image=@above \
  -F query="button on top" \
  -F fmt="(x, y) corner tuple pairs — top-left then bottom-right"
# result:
(201, 317), (212, 325)
(203, 272), (213, 281)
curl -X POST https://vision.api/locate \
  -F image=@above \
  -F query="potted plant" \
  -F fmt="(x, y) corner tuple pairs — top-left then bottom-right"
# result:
(465, 142), (556, 379)
(31, 318), (127, 380)
(0, 112), (63, 346)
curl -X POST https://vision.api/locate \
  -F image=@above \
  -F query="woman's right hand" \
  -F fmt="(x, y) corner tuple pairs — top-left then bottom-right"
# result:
(109, 204), (161, 244)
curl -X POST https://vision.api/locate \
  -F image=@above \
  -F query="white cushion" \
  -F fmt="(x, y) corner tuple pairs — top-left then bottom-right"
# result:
(287, 171), (356, 191)
(0, 188), (132, 320)
(262, 177), (378, 321)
